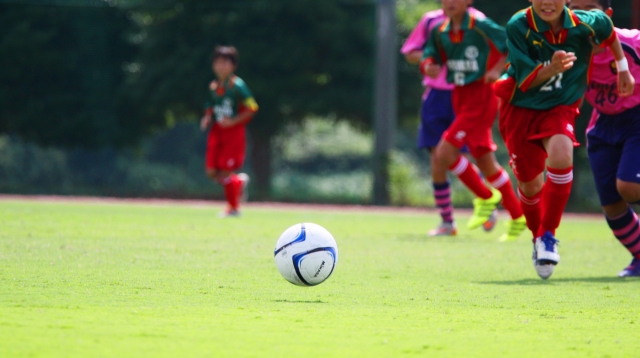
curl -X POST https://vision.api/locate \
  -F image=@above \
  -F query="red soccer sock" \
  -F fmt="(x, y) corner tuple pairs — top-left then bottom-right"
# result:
(539, 166), (573, 237)
(449, 156), (492, 199)
(518, 187), (542, 239)
(221, 173), (241, 210)
(487, 169), (523, 219)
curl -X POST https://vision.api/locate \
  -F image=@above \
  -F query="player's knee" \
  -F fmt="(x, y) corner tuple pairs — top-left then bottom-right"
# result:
(519, 180), (543, 197)
(206, 169), (217, 179)
(617, 181), (640, 204)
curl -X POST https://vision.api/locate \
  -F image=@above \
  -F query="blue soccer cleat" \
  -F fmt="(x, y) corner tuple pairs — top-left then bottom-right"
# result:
(618, 258), (640, 278)
(532, 231), (560, 279)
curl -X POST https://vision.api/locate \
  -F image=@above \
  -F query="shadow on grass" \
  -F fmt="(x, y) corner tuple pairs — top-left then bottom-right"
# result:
(477, 276), (640, 285)
(395, 234), (472, 243)
(273, 299), (326, 303)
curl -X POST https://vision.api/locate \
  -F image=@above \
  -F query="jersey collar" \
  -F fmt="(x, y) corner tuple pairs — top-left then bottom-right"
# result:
(526, 6), (578, 33)
(439, 10), (476, 33)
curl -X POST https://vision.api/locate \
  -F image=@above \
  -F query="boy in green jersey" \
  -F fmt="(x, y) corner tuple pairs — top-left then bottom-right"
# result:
(495, 0), (634, 279)
(201, 46), (259, 217)
(421, 0), (527, 242)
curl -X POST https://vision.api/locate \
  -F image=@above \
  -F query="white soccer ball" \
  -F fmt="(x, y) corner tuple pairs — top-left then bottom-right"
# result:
(274, 223), (338, 286)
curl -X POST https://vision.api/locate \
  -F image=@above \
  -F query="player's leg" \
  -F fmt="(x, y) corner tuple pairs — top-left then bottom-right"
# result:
(216, 129), (248, 217)
(602, 129), (640, 276)
(475, 152), (526, 241)
(216, 170), (242, 217)
(540, 134), (574, 237)
(429, 148), (457, 236)
(418, 89), (458, 236)
(435, 139), (500, 230)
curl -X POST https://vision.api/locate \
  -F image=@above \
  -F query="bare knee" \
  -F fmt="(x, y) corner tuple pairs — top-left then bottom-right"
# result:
(602, 200), (630, 218)
(434, 142), (460, 168)
(206, 169), (218, 180)
(617, 180), (640, 203)
(519, 173), (545, 197)
(474, 152), (501, 177)
(543, 135), (574, 169)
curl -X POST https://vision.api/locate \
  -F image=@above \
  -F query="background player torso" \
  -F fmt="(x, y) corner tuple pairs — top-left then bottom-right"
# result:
(209, 76), (254, 127)
(428, 12), (506, 86)
(507, 8), (615, 110)
(586, 28), (640, 115)
(401, 8), (485, 92)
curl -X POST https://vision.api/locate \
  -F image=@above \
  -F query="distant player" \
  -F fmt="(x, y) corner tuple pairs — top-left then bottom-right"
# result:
(201, 46), (258, 217)
(421, 0), (526, 242)
(401, 6), (496, 237)
(495, 0), (634, 278)
(569, 0), (640, 277)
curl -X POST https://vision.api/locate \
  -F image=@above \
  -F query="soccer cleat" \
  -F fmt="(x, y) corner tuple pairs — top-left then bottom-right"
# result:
(498, 215), (527, 242)
(535, 232), (560, 264)
(237, 173), (250, 202)
(467, 188), (502, 230)
(482, 209), (498, 232)
(428, 221), (457, 237)
(532, 248), (555, 280)
(219, 208), (241, 218)
(532, 232), (560, 279)
(618, 258), (640, 277)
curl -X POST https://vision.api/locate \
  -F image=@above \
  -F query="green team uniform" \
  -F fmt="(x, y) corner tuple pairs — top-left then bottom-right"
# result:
(505, 7), (615, 110)
(206, 76), (258, 126)
(423, 11), (508, 86)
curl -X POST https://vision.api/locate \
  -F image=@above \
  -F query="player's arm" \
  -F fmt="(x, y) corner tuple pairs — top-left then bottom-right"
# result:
(405, 51), (423, 64)
(218, 85), (259, 129)
(402, 14), (430, 64)
(479, 19), (508, 83)
(527, 51), (577, 89)
(506, 21), (576, 91)
(606, 35), (634, 97)
(420, 28), (443, 79)
(584, 10), (634, 96)
(201, 102), (213, 131)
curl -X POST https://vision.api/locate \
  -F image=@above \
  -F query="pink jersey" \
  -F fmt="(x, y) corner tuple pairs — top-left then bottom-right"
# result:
(586, 28), (640, 129)
(401, 8), (485, 93)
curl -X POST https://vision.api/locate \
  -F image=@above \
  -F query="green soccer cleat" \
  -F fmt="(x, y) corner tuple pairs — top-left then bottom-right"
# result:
(498, 215), (527, 242)
(467, 188), (502, 230)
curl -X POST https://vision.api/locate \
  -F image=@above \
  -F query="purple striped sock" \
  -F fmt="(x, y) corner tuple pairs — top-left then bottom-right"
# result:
(606, 207), (640, 259)
(433, 181), (453, 223)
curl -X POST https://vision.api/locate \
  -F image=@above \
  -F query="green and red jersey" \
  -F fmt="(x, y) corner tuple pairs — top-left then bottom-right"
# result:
(422, 11), (507, 86)
(504, 7), (616, 110)
(205, 75), (258, 127)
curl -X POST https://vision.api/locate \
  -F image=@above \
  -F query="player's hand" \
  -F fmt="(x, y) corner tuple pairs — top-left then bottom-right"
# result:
(218, 117), (236, 128)
(617, 69), (635, 97)
(200, 115), (211, 131)
(484, 68), (502, 84)
(550, 50), (577, 74)
(422, 63), (442, 79)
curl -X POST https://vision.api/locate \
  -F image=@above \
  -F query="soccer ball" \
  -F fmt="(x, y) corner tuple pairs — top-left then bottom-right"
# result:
(274, 223), (338, 286)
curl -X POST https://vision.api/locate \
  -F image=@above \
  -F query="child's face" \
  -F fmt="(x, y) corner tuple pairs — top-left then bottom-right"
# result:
(441, 0), (473, 19)
(529, 0), (569, 24)
(568, 0), (603, 11)
(213, 57), (235, 79)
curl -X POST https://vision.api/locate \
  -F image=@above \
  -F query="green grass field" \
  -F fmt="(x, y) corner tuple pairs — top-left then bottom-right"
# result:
(1, 198), (639, 357)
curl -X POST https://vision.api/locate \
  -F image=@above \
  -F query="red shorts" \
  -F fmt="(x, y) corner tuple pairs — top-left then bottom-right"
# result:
(444, 80), (498, 158)
(498, 101), (580, 183)
(205, 125), (246, 171)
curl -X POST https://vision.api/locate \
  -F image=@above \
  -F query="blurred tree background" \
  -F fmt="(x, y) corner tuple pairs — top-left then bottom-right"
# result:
(0, 0), (636, 210)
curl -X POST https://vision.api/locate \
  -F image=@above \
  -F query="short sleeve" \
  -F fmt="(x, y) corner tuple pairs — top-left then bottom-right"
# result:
(478, 18), (508, 53)
(578, 10), (615, 46)
(506, 20), (544, 92)
(422, 28), (442, 64)
(234, 79), (259, 112)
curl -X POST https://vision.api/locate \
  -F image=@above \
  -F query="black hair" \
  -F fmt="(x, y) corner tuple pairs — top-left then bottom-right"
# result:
(213, 46), (238, 66)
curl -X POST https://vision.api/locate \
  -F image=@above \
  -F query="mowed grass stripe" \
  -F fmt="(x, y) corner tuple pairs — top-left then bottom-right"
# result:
(0, 199), (638, 357)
